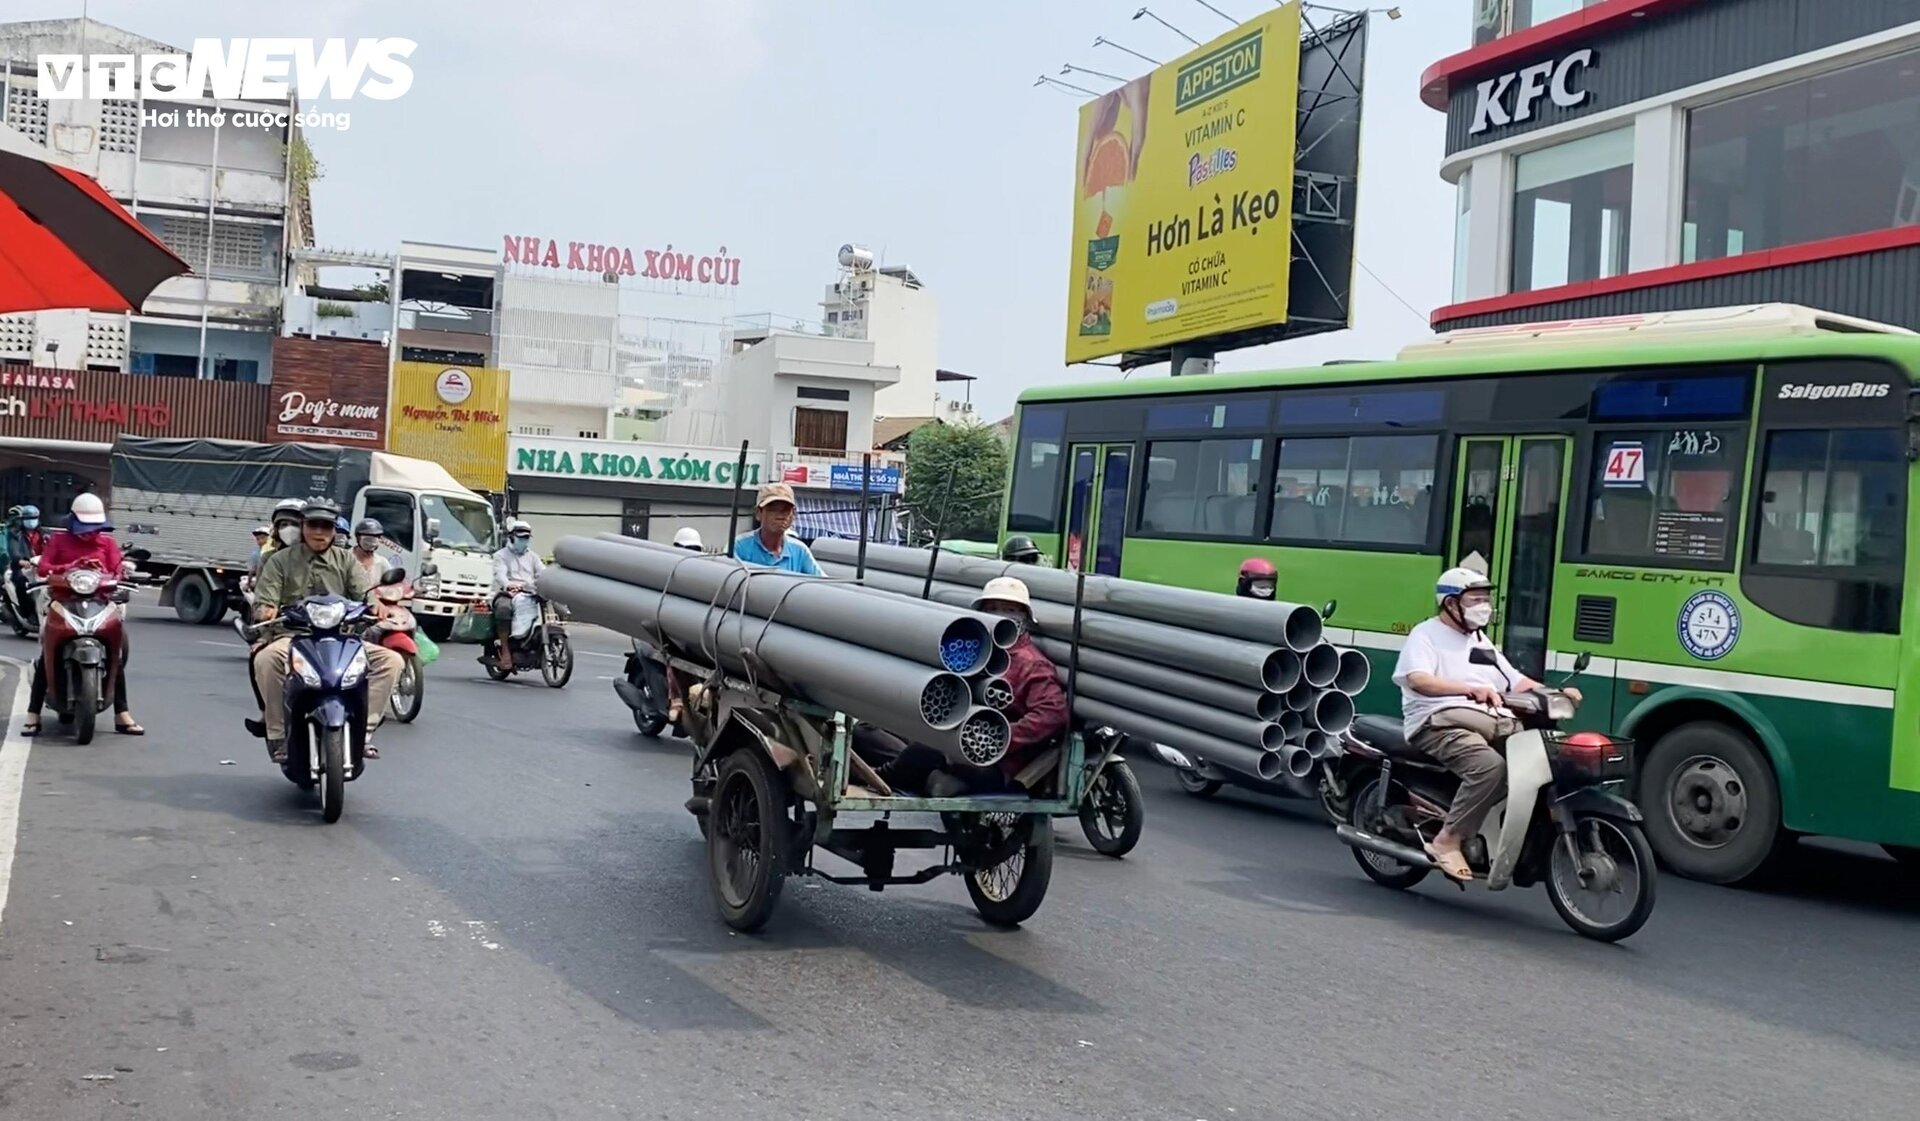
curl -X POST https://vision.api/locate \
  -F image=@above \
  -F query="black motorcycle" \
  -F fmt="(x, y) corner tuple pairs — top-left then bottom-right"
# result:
(479, 592), (574, 688)
(2, 559), (39, 638)
(616, 636), (678, 736)
(243, 572), (404, 824)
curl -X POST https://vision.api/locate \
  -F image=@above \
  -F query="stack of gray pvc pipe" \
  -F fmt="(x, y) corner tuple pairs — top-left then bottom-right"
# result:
(536, 536), (1024, 770)
(812, 539), (1370, 785)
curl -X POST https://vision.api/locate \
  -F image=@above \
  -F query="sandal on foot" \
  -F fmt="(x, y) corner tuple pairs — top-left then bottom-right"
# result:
(363, 744), (380, 760)
(1425, 842), (1472, 883)
(268, 743), (288, 765)
(115, 721), (145, 736)
(21, 719), (41, 737)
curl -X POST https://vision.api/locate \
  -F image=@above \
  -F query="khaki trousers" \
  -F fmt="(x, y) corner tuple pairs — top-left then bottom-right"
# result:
(1411, 707), (1521, 839)
(252, 636), (404, 743)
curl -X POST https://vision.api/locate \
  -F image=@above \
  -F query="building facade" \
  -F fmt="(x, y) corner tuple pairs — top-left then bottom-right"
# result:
(1430, 0), (1920, 331)
(821, 260), (939, 418)
(0, 18), (309, 381)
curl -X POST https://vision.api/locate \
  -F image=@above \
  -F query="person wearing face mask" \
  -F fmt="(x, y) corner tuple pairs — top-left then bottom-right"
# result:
(489, 520), (544, 670)
(349, 518), (390, 585)
(261, 499), (307, 559)
(24, 493), (143, 735)
(1235, 557), (1276, 601)
(1392, 566), (1580, 881)
(5, 504), (45, 631)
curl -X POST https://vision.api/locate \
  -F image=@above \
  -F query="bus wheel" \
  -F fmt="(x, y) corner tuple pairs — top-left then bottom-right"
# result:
(1640, 721), (1786, 885)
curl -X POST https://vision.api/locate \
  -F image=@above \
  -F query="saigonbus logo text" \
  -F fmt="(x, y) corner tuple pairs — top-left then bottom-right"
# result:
(1776, 382), (1892, 401)
(36, 38), (415, 101)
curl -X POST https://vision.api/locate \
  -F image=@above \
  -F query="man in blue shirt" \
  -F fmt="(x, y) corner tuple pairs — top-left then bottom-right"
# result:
(733, 482), (822, 575)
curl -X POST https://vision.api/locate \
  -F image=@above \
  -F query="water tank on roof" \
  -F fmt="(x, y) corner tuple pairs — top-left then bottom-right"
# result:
(838, 244), (874, 270)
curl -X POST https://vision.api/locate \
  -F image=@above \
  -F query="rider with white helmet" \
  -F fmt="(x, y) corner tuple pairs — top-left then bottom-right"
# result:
(490, 519), (544, 669)
(1391, 563), (1579, 881)
(671, 527), (704, 552)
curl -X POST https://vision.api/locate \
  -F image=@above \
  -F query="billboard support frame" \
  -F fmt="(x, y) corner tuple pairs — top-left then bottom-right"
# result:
(1122, 8), (1369, 372)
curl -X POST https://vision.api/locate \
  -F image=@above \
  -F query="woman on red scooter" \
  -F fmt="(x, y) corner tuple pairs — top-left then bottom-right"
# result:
(22, 493), (143, 736)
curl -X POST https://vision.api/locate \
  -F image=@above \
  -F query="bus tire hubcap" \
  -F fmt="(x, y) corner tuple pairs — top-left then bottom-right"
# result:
(1668, 754), (1746, 848)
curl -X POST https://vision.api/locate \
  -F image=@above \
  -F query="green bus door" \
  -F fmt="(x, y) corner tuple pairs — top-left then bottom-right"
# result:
(1449, 436), (1571, 685)
(1059, 443), (1135, 575)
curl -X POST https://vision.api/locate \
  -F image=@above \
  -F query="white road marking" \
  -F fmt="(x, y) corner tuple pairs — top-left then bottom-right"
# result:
(0, 654), (35, 928)
(578, 650), (622, 660)
(199, 640), (245, 650)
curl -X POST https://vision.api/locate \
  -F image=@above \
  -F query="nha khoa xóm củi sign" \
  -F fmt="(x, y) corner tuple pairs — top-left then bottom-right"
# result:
(513, 444), (764, 488)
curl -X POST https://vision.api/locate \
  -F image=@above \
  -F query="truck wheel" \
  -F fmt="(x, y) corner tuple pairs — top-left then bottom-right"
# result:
(173, 573), (221, 625)
(1640, 721), (1788, 885)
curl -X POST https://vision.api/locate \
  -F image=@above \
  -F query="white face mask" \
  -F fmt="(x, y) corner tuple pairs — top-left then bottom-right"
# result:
(1249, 582), (1275, 599)
(1462, 603), (1494, 630)
(277, 525), (299, 546)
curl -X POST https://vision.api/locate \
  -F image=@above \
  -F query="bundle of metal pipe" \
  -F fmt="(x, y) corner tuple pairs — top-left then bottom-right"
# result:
(811, 538), (1324, 652)
(814, 553), (1373, 787)
(538, 550), (1012, 768)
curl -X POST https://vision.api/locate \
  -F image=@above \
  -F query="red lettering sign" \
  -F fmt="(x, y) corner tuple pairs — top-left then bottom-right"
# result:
(498, 234), (741, 285)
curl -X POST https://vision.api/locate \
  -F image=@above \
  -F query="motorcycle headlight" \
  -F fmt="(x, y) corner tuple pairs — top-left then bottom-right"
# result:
(305, 600), (347, 630)
(288, 648), (323, 688)
(340, 646), (369, 689)
(66, 569), (101, 596)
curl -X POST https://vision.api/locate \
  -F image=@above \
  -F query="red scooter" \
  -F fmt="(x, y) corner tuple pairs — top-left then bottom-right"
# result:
(34, 563), (131, 744)
(367, 574), (424, 723)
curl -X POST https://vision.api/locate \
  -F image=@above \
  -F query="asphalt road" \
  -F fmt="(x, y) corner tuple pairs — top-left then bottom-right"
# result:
(0, 600), (1915, 1120)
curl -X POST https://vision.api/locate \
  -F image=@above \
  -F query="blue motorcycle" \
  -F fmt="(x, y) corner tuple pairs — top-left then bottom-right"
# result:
(245, 570), (403, 822)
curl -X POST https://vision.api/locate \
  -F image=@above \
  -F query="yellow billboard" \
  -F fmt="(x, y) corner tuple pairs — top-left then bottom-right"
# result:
(388, 362), (511, 491)
(1065, 3), (1302, 363)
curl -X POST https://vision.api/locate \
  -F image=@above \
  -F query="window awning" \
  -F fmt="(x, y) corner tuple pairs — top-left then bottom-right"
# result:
(795, 494), (895, 543)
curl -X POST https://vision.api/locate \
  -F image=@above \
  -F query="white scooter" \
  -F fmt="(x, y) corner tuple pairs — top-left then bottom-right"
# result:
(1333, 653), (1657, 942)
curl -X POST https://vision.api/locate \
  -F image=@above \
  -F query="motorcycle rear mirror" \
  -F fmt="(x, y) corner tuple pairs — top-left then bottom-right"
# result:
(379, 568), (408, 586)
(1468, 647), (1499, 666)
(125, 548), (151, 563)
(1572, 651), (1592, 673)
(1321, 599), (1337, 622)
(111, 586), (132, 605)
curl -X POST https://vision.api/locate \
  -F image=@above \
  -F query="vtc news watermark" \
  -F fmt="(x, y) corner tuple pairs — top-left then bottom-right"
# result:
(36, 38), (416, 132)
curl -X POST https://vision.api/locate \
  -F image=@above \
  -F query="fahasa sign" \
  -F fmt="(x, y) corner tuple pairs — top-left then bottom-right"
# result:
(1468, 48), (1596, 135)
(36, 38), (415, 101)
(502, 236), (742, 286)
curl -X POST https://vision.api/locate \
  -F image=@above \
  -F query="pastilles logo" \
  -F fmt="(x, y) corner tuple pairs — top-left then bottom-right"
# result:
(1188, 147), (1238, 188)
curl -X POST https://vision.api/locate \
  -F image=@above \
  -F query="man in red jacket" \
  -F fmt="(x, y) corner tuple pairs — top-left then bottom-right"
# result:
(868, 576), (1069, 796)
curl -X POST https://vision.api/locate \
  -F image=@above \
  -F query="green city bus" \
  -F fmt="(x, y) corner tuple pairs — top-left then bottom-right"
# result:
(1000, 305), (1920, 884)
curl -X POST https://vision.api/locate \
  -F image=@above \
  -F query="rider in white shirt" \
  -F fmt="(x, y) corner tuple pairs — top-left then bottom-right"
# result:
(1392, 566), (1578, 880)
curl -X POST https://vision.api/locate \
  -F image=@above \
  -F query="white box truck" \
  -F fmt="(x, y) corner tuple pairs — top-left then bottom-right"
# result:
(110, 436), (499, 639)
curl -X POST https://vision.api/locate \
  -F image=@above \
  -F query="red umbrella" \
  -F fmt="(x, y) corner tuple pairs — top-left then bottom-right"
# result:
(0, 147), (191, 315)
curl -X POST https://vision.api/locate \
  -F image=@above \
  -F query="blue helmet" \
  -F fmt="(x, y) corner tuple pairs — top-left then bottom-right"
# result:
(18, 504), (38, 521)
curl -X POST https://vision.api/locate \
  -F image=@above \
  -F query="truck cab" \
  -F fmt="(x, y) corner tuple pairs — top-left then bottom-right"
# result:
(350, 458), (499, 640)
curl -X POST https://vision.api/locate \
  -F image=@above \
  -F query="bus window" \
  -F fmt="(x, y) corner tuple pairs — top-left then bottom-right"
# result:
(1755, 429), (1906, 569)
(1272, 434), (1438, 547)
(1007, 407), (1067, 533)
(1747, 427), (1906, 633)
(1138, 438), (1261, 538)
(1582, 425), (1746, 566)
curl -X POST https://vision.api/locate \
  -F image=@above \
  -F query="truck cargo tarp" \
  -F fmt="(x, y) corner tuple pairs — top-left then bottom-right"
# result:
(110, 438), (369, 506)
(369, 451), (483, 501)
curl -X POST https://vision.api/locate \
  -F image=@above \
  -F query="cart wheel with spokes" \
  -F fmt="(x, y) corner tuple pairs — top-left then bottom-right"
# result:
(1078, 761), (1144, 857)
(967, 813), (1054, 927)
(708, 747), (791, 932)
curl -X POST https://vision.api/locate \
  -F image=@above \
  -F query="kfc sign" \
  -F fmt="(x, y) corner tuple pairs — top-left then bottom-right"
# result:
(1468, 48), (1596, 135)
(502, 235), (742, 286)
